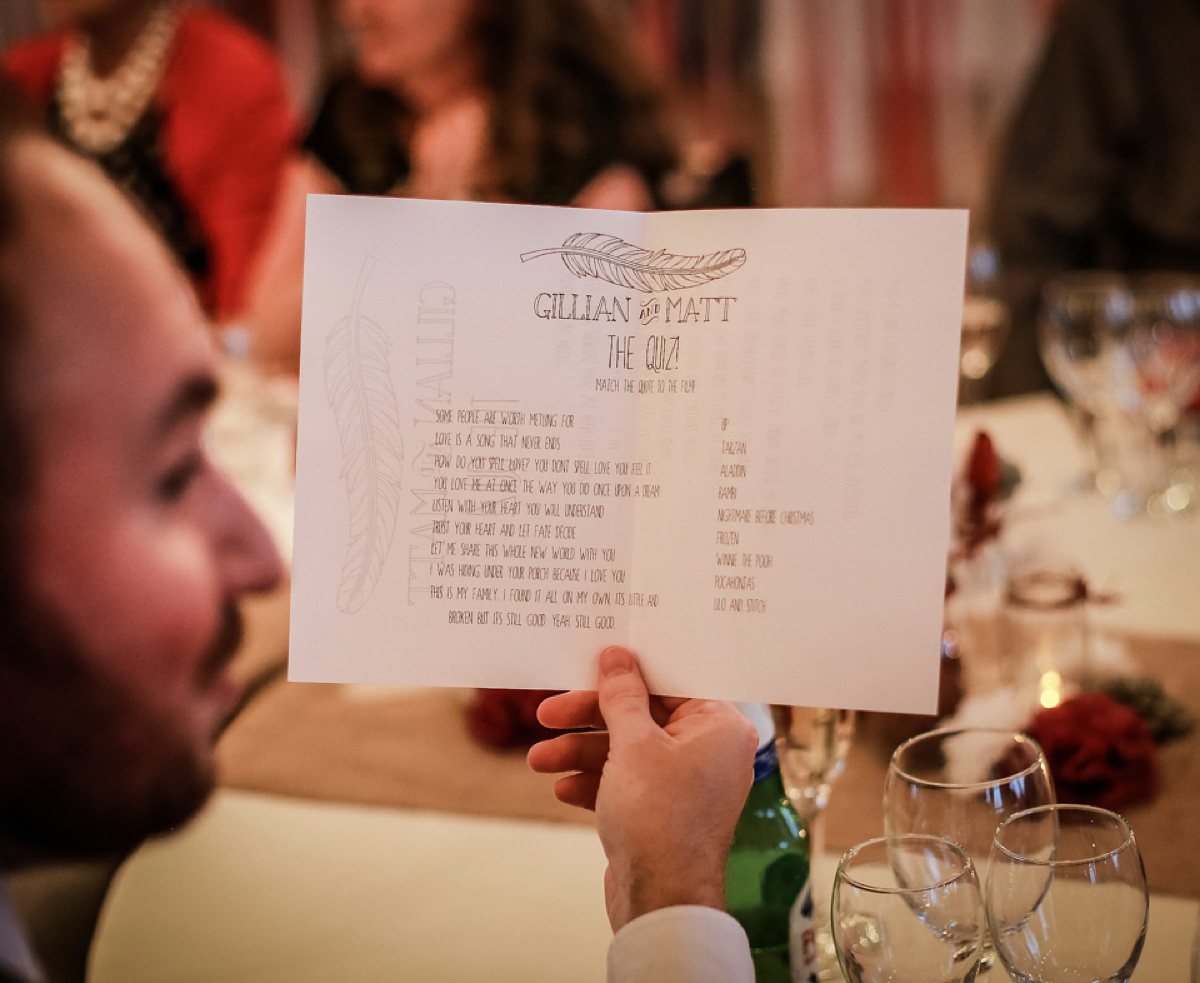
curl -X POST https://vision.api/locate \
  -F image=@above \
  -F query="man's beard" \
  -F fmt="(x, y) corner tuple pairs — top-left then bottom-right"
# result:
(0, 598), (243, 864)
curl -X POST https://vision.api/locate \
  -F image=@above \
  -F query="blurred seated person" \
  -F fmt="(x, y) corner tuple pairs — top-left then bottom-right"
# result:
(0, 95), (756, 983)
(986, 0), (1200, 398)
(2, 0), (295, 321)
(244, 0), (677, 371)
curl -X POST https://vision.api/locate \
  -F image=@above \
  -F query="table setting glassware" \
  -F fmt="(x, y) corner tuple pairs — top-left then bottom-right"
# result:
(1037, 272), (1135, 501)
(959, 241), (1010, 405)
(986, 804), (1148, 983)
(960, 295), (1010, 401)
(883, 728), (1055, 973)
(832, 834), (984, 983)
(1110, 273), (1200, 515)
(773, 706), (856, 831)
(773, 705), (857, 979)
(1002, 558), (1089, 699)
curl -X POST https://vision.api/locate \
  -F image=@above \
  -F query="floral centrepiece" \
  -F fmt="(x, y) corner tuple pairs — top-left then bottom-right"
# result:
(1026, 692), (1159, 811)
(941, 429), (1193, 813)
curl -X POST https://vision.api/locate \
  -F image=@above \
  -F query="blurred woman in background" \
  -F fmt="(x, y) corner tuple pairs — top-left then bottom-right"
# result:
(245, 0), (677, 369)
(2, 0), (295, 321)
(319, 0), (675, 206)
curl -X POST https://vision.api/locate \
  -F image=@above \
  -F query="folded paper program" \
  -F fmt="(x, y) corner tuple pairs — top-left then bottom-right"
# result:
(291, 197), (968, 711)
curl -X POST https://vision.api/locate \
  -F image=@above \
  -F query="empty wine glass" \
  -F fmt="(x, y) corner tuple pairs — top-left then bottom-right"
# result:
(833, 834), (984, 983)
(772, 706), (856, 829)
(986, 805), (1148, 983)
(960, 296), (1010, 400)
(1111, 274), (1200, 515)
(959, 242), (1009, 405)
(1038, 272), (1134, 495)
(772, 706), (856, 979)
(884, 728), (1055, 971)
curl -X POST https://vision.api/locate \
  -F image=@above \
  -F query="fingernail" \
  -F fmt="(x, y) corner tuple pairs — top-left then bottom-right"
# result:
(600, 646), (633, 677)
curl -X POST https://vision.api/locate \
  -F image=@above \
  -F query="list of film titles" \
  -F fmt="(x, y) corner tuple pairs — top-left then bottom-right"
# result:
(711, 431), (816, 616)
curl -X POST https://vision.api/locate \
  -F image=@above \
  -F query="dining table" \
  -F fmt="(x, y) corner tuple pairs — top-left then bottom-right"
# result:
(85, 388), (1200, 982)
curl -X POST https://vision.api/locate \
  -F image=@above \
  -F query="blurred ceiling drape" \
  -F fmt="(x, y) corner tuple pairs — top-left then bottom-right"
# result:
(633, 0), (1061, 210)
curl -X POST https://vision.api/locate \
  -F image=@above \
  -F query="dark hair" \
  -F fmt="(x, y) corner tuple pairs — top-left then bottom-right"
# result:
(470, 0), (677, 205)
(309, 0), (677, 205)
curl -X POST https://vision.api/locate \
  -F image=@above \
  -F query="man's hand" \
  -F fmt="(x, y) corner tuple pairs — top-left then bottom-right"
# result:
(527, 647), (757, 931)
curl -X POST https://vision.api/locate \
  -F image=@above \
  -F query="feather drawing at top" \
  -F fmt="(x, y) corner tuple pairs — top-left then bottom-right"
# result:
(324, 256), (405, 613)
(520, 233), (746, 292)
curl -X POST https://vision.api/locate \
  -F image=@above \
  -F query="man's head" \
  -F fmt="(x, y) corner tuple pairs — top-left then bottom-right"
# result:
(0, 123), (283, 864)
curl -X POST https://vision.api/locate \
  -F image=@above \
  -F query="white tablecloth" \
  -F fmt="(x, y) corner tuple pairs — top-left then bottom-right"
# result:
(92, 791), (612, 983)
(90, 790), (1196, 983)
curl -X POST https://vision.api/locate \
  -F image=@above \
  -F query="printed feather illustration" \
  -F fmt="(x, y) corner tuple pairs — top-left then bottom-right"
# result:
(520, 232), (746, 291)
(324, 256), (405, 614)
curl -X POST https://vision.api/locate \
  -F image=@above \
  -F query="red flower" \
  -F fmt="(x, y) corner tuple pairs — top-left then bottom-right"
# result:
(1027, 692), (1159, 811)
(953, 431), (1006, 558)
(967, 431), (1001, 503)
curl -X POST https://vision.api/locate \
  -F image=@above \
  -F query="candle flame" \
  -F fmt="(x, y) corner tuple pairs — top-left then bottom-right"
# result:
(1039, 670), (1062, 709)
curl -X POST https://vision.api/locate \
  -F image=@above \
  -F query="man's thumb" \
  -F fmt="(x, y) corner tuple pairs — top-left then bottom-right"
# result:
(597, 647), (653, 741)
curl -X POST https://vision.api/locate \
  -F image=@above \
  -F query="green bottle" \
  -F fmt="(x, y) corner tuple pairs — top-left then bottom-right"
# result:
(725, 703), (819, 983)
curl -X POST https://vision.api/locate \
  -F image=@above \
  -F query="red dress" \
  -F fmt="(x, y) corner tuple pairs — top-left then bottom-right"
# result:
(3, 6), (295, 320)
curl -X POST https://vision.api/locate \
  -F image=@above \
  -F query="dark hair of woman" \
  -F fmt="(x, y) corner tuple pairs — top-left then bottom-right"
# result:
(307, 0), (677, 206)
(472, 0), (676, 204)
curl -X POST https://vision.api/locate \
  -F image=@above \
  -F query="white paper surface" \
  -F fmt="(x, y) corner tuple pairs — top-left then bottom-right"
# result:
(290, 196), (967, 712)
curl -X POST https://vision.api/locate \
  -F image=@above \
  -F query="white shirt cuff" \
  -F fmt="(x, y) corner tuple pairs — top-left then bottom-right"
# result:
(607, 905), (754, 983)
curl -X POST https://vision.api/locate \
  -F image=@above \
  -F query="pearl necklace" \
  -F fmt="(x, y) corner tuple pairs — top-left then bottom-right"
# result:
(57, 3), (179, 155)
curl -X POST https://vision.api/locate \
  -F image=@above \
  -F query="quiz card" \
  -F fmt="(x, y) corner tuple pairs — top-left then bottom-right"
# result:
(290, 197), (967, 712)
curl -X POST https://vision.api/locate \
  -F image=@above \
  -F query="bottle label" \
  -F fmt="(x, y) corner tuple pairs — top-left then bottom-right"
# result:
(788, 881), (819, 983)
(752, 739), (780, 783)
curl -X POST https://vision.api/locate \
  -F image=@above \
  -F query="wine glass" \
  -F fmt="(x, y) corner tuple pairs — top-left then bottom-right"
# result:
(772, 706), (856, 979)
(986, 805), (1148, 983)
(772, 706), (856, 827)
(833, 834), (984, 983)
(1112, 274), (1200, 515)
(884, 728), (1055, 971)
(958, 241), (1009, 405)
(1038, 272), (1134, 495)
(959, 295), (1010, 403)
